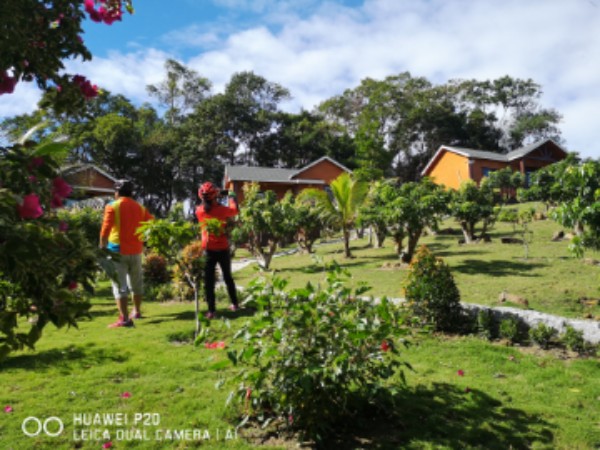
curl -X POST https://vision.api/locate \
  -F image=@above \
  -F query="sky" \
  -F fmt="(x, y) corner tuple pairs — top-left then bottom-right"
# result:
(2, 0), (600, 159)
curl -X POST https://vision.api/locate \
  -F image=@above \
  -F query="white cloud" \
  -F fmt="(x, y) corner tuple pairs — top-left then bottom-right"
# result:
(3, 0), (600, 158)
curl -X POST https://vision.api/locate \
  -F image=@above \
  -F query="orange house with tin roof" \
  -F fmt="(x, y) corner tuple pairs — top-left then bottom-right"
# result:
(223, 156), (352, 203)
(421, 139), (568, 190)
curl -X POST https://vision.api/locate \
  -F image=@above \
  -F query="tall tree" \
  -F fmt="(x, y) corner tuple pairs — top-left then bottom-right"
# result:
(146, 59), (211, 126)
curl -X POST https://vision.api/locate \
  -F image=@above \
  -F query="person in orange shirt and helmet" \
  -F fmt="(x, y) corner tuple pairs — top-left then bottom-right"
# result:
(195, 182), (240, 319)
(100, 179), (154, 328)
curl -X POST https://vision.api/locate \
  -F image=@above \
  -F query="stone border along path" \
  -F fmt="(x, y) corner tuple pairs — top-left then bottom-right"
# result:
(230, 249), (600, 345)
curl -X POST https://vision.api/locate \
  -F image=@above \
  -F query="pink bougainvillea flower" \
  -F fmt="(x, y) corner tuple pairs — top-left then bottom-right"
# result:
(380, 340), (390, 352)
(121, 392), (131, 398)
(216, 341), (226, 349)
(51, 194), (64, 208)
(4, 405), (13, 413)
(28, 156), (44, 169)
(59, 221), (69, 232)
(18, 194), (43, 219)
(102, 442), (113, 449)
(457, 370), (465, 377)
(68, 281), (78, 290)
(52, 177), (72, 198)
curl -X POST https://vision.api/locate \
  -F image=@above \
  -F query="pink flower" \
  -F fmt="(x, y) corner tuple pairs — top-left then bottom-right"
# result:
(29, 157), (44, 169)
(380, 340), (390, 352)
(4, 405), (13, 413)
(59, 221), (69, 232)
(18, 194), (43, 219)
(457, 370), (465, 377)
(245, 388), (252, 399)
(102, 442), (113, 449)
(51, 193), (64, 208)
(121, 392), (131, 398)
(68, 281), (78, 290)
(52, 177), (72, 198)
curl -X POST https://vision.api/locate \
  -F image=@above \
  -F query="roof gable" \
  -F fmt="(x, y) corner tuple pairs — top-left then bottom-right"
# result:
(422, 139), (567, 176)
(291, 156), (352, 179)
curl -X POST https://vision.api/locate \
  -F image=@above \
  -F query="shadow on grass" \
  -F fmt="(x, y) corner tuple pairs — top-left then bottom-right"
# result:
(324, 382), (553, 449)
(1, 343), (128, 372)
(451, 259), (546, 277)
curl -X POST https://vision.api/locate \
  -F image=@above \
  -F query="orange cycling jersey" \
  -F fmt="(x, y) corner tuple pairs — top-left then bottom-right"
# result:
(195, 198), (238, 251)
(100, 197), (154, 255)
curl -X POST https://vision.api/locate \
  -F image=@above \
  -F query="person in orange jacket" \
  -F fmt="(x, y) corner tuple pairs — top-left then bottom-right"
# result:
(195, 182), (239, 319)
(100, 180), (154, 328)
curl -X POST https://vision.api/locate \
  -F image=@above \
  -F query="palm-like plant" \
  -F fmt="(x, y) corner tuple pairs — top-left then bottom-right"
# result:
(299, 173), (368, 257)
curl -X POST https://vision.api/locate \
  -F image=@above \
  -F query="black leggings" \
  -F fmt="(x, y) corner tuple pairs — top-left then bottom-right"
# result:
(204, 250), (238, 313)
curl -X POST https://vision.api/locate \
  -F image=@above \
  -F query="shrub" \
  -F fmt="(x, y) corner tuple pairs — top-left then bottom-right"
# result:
(499, 318), (520, 344)
(150, 284), (176, 303)
(224, 263), (411, 443)
(529, 322), (558, 349)
(560, 325), (586, 354)
(476, 309), (495, 340)
(57, 206), (103, 247)
(142, 253), (170, 286)
(403, 246), (462, 332)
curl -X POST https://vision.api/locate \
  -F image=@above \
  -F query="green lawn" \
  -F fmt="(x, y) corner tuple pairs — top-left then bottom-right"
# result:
(2, 207), (600, 449)
(235, 210), (600, 319)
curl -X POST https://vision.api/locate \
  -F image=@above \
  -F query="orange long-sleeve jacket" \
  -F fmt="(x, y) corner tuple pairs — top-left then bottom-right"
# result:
(195, 198), (238, 251)
(100, 197), (154, 255)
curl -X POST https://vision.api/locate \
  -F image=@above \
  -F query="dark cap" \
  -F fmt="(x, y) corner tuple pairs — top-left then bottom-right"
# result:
(114, 179), (133, 196)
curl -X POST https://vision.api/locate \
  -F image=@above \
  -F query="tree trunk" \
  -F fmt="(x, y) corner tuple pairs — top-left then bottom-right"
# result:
(460, 221), (475, 244)
(343, 228), (352, 258)
(403, 230), (422, 263)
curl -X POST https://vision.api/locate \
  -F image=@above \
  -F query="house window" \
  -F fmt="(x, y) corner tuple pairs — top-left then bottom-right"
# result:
(482, 167), (496, 178)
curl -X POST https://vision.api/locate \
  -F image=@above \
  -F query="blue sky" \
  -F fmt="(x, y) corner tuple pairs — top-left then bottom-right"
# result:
(3, 0), (600, 159)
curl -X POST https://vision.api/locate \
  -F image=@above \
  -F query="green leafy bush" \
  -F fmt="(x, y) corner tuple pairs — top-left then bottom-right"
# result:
(560, 325), (586, 354)
(528, 322), (558, 349)
(142, 253), (170, 286)
(499, 318), (520, 344)
(225, 263), (411, 443)
(0, 140), (100, 360)
(57, 206), (103, 247)
(403, 246), (462, 332)
(476, 309), (495, 340)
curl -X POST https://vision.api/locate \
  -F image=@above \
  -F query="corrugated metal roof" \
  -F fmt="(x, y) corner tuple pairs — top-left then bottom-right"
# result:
(442, 146), (509, 162)
(226, 165), (301, 182)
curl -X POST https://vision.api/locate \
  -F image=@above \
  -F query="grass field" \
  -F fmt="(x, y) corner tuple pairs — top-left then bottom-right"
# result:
(2, 206), (600, 449)
(234, 208), (600, 319)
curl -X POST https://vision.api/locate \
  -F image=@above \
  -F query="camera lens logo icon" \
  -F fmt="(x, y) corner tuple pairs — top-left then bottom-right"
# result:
(22, 416), (64, 437)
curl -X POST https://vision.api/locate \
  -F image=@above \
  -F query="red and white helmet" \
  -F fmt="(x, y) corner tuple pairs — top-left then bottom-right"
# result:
(198, 182), (218, 201)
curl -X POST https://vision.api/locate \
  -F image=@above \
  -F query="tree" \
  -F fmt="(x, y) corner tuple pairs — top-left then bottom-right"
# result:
(319, 73), (563, 182)
(484, 167), (525, 203)
(549, 160), (600, 256)
(146, 59), (211, 126)
(301, 173), (368, 258)
(450, 179), (497, 244)
(1, 1), (133, 113)
(0, 136), (102, 360)
(360, 179), (395, 248)
(385, 178), (450, 262)
(294, 191), (327, 254)
(233, 183), (297, 269)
